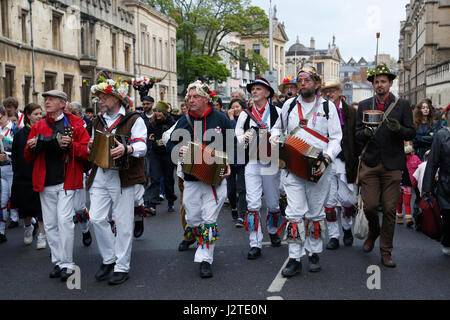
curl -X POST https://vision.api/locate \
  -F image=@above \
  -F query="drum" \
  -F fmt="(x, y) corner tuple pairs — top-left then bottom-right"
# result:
(363, 110), (384, 127)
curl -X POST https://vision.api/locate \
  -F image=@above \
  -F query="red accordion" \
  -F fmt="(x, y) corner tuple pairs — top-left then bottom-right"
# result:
(181, 141), (227, 186)
(277, 135), (325, 183)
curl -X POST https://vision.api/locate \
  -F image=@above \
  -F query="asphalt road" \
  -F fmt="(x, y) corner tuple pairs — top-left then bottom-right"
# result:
(1, 195), (450, 301)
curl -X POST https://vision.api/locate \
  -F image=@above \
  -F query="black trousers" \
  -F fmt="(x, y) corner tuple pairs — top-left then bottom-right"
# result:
(226, 165), (247, 219)
(148, 152), (176, 205)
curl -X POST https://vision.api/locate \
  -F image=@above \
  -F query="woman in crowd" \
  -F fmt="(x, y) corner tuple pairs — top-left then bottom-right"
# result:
(11, 103), (47, 248)
(226, 99), (247, 227)
(413, 99), (440, 161)
(422, 104), (450, 255)
(147, 101), (177, 214)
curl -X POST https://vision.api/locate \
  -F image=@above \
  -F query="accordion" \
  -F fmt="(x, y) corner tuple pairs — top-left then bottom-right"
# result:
(181, 141), (227, 186)
(89, 130), (129, 170)
(277, 135), (325, 183)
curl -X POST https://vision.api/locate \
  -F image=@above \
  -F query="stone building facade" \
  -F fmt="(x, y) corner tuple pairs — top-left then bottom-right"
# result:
(0, 0), (177, 111)
(398, 0), (450, 108)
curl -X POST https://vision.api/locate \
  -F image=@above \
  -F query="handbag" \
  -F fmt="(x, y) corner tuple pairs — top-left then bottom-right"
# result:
(354, 189), (369, 240)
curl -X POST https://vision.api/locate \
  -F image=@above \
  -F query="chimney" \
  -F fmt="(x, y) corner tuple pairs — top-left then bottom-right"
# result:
(310, 37), (315, 50)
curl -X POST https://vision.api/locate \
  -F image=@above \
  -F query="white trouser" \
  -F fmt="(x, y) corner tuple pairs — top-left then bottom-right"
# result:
(325, 167), (358, 239)
(245, 162), (280, 248)
(73, 177), (89, 234)
(39, 183), (76, 269)
(183, 180), (227, 264)
(89, 169), (135, 273)
(283, 168), (332, 259)
(1, 165), (19, 222)
(134, 184), (145, 222)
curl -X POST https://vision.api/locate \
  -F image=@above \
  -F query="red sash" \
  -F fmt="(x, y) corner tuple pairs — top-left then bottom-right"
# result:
(297, 102), (329, 143)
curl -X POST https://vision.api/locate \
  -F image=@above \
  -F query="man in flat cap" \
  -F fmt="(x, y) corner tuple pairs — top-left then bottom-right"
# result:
(321, 80), (360, 250)
(24, 90), (90, 281)
(235, 78), (283, 260)
(356, 64), (415, 268)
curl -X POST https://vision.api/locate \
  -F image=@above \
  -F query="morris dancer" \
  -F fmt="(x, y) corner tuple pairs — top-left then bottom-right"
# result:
(235, 78), (282, 259)
(166, 80), (231, 278)
(271, 66), (342, 277)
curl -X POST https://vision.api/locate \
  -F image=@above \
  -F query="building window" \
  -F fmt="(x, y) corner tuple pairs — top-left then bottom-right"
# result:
(159, 39), (163, 69)
(316, 62), (323, 75)
(164, 41), (168, 70)
(23, 76), (31, 106)
(63, 75), (73, 101)
(124, 44), (131, 72)
(152, 37), (157, 67)
(253, 44), (260, 55)
(21, 9), (28, 43)
(140, 31), (145, 65)
(1, 0), (9, 37)
(111, 33), (117, 69)
(171, 41), (175, 72)
(96, 40), (100, 58)
(4, 66), (15, 98)
(146, 34), (150, 65)
(44, 72), (56, 92)
(81, 77), (91, 110)
(52, 12), (62, 51)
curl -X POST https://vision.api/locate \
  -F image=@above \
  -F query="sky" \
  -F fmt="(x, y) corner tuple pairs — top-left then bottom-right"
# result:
(250, 0), (410, 63)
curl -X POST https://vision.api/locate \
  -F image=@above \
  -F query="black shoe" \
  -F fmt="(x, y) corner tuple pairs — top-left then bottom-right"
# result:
(235, 218), (244, 228)
(32, 221), (39, 237)
(82, 230), (92, 247)
(95, 263), (115, 281)
(168, 205), (175, 213)
(308, 253), (321, 272)
(342, 228), (354, 246)
(49, 265), (62, 278)
(60, 268), (74, 282)
(199, 261), (213, 278)
(178, 239), (196, 251)
(247, 247), (261, 260)
(134, 220), (144, 238)
(269, 233), (282, 247)
(326, 237), (340, 250)
(281, 258), (302, 277)
(108, 272), (129, 285)
(8, 221), (19, 229)
(231, 209), (238, 220)
(0, 233), (7, 243)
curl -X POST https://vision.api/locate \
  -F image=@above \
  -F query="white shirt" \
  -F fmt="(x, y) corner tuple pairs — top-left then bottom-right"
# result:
(270, 95), (342, 162)
(91, 106), (147, 158)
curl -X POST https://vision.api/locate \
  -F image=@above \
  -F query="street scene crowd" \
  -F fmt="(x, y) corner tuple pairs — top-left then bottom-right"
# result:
(0, 63), (449, 286)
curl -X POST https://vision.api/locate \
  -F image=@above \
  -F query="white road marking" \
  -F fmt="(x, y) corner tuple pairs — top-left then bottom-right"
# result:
(267, 296), (284, 300)
(267, 257), (290, 293)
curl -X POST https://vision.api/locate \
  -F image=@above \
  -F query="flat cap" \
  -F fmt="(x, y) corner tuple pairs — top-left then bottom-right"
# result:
(42, 90), (68, 101)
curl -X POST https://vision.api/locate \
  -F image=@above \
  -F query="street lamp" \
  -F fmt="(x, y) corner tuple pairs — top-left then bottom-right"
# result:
(28, 0), (37, 102)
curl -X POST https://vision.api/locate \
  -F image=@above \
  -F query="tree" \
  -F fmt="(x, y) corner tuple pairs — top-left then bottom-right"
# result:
(146, 0), (269, 94)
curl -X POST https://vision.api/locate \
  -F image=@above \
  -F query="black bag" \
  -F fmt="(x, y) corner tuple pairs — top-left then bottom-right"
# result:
(416, 196), (443, 241)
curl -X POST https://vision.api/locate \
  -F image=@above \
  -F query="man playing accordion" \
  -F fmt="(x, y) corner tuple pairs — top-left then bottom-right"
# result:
(270, 66), (342, 277)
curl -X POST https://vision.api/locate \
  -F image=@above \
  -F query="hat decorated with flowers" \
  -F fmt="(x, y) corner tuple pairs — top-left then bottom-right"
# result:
(186, 80), (219, 102)
(278, 75), (297, 92)
(366, 63), (397, 82)
(91, 73), (130, 106)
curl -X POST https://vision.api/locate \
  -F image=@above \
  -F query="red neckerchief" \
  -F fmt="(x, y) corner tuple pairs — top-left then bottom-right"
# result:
(189, 105), (212, 142)
(251, 102), (268, 129)
(376, 93), (390, 112)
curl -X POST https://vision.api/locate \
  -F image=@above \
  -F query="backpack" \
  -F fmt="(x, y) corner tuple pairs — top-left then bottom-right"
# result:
(416, 196), (443, 241)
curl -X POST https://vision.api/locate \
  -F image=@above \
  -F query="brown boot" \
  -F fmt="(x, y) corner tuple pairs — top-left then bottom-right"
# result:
(381, 254), (396, 268)
(396, 214), (403, 224)
(363, 237), (375, 253)
(405, 215), (414, 228)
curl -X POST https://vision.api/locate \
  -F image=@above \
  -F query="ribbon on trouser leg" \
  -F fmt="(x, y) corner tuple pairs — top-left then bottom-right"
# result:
(184, 225), (195, 241)
(343, 205), (356, 219)
(0, 207), (7, 223)
(74, 208), (90, 223)
(325, 207), (337, 222)
(277, 220), (305, 245)
(305, 219), (327, 241)
(244, 210), (261, 233)
(267, 210), (282, 229)
(134, 205), (148, 218)
(192, 223), (220, 249)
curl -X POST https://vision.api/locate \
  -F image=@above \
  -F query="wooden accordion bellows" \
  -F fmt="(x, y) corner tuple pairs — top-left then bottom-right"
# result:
(89, 130), (129, 169)
(278, 135), (324, 183)
(181, 141), (227, 186)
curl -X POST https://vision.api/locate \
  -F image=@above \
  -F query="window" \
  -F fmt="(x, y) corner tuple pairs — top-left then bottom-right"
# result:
(1, 0), (9, 37)
(111, 33), (117, 69)
(159, 39), (162, 69)
(152, 37), (157, 67)
(140, 31), (145, 64)
(23, 76), (31, 106)
(124, 44), (131, 72)
(146, 34), (150, 65)
(164, 41), (168, 69)
(44, 72), (56, 92)
(52, 12), (62, 51)
(63, 75), (73, 101)
(316, 62), (323, 75)
(21, 9), (28, 43)
(81, 77), (91, 110)
(4, 66), (15, 98)
(253, 44), (260, 55)
(171, 42), (175, 72)
(96, 40), (100, 58)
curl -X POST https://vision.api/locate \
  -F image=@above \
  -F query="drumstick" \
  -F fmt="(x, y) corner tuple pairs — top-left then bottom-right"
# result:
(372, 32), (380, 111)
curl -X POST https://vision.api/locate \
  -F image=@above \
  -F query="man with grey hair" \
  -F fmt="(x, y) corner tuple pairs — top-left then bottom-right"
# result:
(231, 89), (246, 102)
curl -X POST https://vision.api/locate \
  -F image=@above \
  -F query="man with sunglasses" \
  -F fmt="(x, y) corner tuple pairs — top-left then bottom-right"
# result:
(271, 66), (342, 277)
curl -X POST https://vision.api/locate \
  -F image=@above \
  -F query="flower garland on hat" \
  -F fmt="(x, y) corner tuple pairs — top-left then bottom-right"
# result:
(91, 75), (131, 107)
(366, 63), (397, 79)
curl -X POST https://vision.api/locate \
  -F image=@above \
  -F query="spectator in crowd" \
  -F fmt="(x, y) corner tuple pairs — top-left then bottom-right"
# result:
(180, 102), (188, 115)
(147, 101), (177, 214)
(11, 103), (46, 248)
(9, 113), (19, 125)
(2, 97), (25, 128)
(231, 89), (246, 102)
(226, 99), (247, 227)
(140, 96), (155, 212)
(412, 99), (440, 161)
(70, 102), (93, 138)
(84, 108), (94, 121)
(213, 97), (224, 113)
(422, 104), (450, 256)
